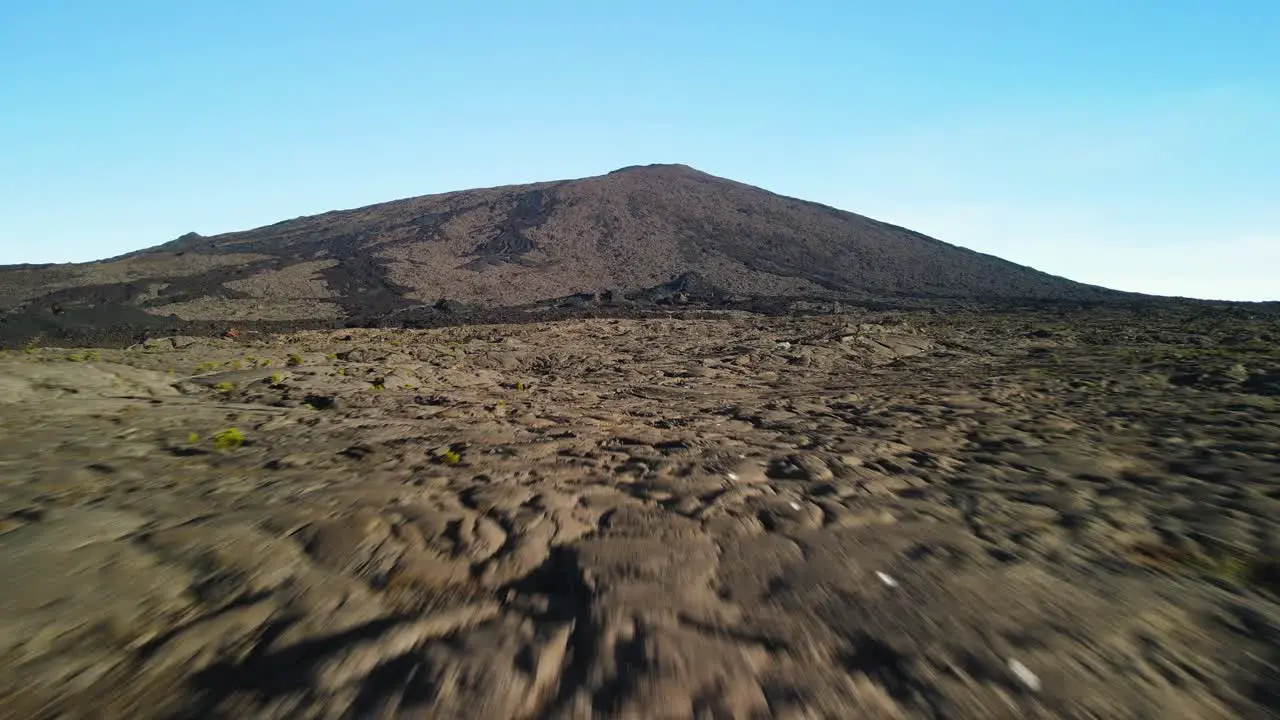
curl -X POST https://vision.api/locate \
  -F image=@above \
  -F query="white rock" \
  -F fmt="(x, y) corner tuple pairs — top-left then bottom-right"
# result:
(1007, 658), (1041, 691)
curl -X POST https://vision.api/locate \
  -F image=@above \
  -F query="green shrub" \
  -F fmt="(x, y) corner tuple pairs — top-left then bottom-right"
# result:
(213, 381), (235, 392)
(211, 428), (245, 449)
(287, 353), (304, 367)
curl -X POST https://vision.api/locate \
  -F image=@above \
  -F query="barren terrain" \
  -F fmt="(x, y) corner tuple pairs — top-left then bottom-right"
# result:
(1, 307), (1277, 718)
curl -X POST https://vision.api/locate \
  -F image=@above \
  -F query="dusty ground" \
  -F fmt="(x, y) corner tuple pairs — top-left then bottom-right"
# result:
(0, 309), (1277, 719)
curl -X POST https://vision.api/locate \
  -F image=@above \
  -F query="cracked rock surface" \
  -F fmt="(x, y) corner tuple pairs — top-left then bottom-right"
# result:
(0, 309), (1278, 718)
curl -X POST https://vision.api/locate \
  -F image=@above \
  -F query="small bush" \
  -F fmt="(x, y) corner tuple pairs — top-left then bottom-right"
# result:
(287, 353), (304, 367)
(186, 432), (200, 444)
(269, 373), (282, 384)
(196, 361), (219, 373)
(213, 381), (235, 392)
(211, 428), (245, 449)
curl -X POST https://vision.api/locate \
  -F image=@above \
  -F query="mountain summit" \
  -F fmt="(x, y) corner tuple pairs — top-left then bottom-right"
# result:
(1, 164), (1125, 343)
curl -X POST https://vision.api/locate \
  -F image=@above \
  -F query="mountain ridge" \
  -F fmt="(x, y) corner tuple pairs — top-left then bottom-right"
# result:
(0, 163), (1160, 346)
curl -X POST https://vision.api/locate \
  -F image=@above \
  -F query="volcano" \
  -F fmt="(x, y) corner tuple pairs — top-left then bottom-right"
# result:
(0, 163), (1129, 345)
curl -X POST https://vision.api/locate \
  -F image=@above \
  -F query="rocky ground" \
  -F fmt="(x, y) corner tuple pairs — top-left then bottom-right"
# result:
(0, 308), (1277, 719)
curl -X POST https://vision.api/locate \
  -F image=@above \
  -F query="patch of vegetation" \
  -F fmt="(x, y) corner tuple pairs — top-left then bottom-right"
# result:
(1212, 553), (1252, 584)
(211, 428), (245, 450)
(1205, 548), (1280, 594)
(436, 449), (461, 465)
(1126, 540), (1279, 595)
(63, 349), (102, 362)
(186, 432), (200, 444)
(196, 361), (219, 373)
(370, 376), (386, 390)
(326, 353), (337, 360)
(287, 353), (304, 366)
(269, 372), (282, 384)
(213, 381), (235, 392)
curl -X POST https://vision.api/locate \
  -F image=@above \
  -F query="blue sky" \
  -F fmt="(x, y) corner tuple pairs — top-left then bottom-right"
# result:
(2, 1), (1276, 300)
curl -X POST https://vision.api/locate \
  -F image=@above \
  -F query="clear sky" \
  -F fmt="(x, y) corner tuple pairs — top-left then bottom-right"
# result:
(2, 1), (1276, 300)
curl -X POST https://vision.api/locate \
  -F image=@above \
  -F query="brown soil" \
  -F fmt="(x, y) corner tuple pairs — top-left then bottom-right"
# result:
(0, 307), (1277, 718)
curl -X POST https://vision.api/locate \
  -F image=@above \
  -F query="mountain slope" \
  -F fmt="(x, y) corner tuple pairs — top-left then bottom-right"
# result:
(0, 164), (1129, 342)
